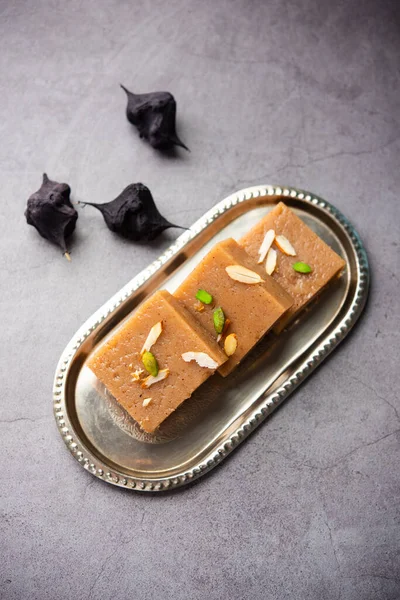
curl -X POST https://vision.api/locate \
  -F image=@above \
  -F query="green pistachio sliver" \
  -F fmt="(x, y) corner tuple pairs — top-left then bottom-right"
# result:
(195, 289), (213, 304)
(142, 351), (159, 377)
(213, 307), (225, 334)
(293, 261), (312, 274)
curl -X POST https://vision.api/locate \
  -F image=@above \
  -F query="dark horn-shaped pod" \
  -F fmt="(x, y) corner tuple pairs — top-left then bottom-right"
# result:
(121, 85), (189, 151)
(81, 183), (185, 241)
(25, 173), (78, 259)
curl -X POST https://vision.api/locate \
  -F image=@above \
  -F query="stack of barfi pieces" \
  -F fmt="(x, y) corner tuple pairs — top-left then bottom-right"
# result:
(89, 202), (345, 433)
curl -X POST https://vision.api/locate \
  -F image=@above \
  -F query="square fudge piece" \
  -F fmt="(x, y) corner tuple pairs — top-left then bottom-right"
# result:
(240, 202), (346, 331)
(174, 238), (293, 376)
(88, 290), (227, 433)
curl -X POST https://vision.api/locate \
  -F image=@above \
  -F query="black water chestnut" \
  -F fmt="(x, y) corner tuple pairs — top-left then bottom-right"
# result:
(25, 173), (78, 260)
(121, 85), (189, 151)
(81, 183), (184, 241)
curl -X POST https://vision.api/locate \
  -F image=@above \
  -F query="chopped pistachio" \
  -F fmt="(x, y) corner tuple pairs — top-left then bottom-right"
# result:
(213, 307), (225, 334)
(142, 351), (159, 377)
(293, 261), (312, 274)
(195, 289), (213, 304)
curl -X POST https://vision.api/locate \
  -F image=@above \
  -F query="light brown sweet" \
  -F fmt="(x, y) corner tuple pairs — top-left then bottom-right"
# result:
(174, 238), (293, 376)
(88, 290), (227, 433)
(240, 202), (346, 331)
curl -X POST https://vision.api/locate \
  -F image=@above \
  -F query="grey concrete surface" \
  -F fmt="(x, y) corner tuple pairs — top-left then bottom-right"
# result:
(1, 1), (399, 599)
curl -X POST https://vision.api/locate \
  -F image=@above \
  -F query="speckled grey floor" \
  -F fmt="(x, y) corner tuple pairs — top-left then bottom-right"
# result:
(1, 1), (399, 599)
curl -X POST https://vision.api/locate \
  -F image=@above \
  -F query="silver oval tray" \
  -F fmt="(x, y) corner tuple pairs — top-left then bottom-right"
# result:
(53, 185), (369, 491)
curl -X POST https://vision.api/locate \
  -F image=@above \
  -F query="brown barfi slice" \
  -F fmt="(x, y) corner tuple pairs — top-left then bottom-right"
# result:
(174, 238), (293, 376)
(240, 202), (346, 331)
(88, 290), (227, 433)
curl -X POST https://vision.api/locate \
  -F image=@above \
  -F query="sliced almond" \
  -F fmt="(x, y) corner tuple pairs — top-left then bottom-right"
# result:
(131, 368), (144, 381)
(275, 235), (296, 256)
(140, 321), (163, 355)
(225, 265), (264, 284)
(142, 397), (152, 407)
(224, 333), (238, 357)
(194, 302), (205, 313)
(265, 248), (277, 275)
(181, 352), (219, 369)
(257, 229), (275, 263)
(141, 368), (170, 388)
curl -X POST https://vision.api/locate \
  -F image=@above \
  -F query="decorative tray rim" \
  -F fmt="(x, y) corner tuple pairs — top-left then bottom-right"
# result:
(53, 184), (370, 492)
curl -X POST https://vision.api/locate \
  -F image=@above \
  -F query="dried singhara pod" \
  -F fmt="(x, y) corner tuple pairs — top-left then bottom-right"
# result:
(121, 85), (189, 151)
(25, 173), (78, 260)
(81, 183), (184, 241)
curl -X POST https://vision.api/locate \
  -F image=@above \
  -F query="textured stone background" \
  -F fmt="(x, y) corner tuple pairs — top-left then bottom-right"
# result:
(1, 1), (399, 599)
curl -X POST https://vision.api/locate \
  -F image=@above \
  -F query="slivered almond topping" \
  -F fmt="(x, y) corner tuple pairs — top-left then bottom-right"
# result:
(141, 368), (170, 388)
(265, 248), (277, 275)
(257, 229), (275, 263)
(275, 235), (296, 256)
(194, 302), (205, 312)
(140, 321), (163, 355)
(131, 368), (144, 381)
(225, 265), (264, 284)
(181, 352), (219, 369)
(217, 318), (231, 343)
(142, 397), (152, 407)
(224, 333), (238, 357)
